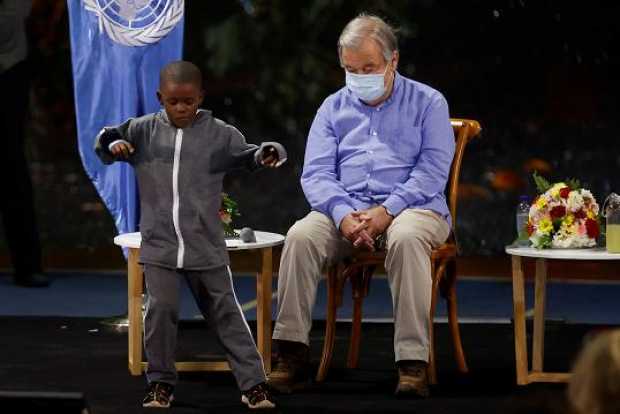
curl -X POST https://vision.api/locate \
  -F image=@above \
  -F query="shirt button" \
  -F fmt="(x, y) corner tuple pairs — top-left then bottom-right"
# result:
(376, 107), (381, 112)
(371, 131), (378, 136)
(366, 173), (370, 178)
(368, 150), (373, 154)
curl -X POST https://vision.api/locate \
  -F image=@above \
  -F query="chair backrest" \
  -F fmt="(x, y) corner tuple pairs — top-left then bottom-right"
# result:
(447, 119), (482, 242)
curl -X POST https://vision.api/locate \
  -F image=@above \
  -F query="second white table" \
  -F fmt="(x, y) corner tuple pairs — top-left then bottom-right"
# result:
(505, 246), (620, 385)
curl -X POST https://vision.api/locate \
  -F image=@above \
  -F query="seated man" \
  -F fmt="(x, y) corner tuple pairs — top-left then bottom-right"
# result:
(269, 14), (455, 398)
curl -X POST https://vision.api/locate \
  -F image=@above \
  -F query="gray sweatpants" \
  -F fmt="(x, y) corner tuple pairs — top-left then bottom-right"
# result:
(272, 209), (450, 362)
(143, 263), (266, 391)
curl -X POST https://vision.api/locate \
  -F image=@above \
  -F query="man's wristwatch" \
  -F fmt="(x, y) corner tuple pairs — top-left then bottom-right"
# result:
(374, 233), (387, 250)
(382, 205), (395, 219)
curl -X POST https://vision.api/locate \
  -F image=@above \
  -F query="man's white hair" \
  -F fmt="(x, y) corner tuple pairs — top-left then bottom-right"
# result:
(338, 14), (398, 65)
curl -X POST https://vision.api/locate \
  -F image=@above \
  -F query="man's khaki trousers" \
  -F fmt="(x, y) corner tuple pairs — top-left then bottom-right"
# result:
(273, 209), (450, 362)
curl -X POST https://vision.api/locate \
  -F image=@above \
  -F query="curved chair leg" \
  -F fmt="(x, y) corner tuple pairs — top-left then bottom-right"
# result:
(316, 264), (342, 382)
(444, 259), (468, 373)
(347, 292), (363, 368)
(428, 259), (442, 385)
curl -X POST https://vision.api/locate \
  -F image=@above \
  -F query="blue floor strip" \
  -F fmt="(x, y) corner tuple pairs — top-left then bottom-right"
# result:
(1, 272), (619, 324)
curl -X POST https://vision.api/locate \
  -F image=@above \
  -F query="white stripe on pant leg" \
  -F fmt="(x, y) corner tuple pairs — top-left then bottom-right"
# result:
(226, 266), (266, 374)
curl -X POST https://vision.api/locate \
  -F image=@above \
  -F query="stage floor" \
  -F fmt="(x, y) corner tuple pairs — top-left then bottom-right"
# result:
(0, 317), (585, 414)
(1, 271), (617, 412)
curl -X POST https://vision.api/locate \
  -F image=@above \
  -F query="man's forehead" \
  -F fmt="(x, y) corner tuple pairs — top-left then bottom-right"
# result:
(341, 38), (384, 65)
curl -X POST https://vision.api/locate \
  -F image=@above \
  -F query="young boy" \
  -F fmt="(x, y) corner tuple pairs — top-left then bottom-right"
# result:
(95, 61), (286, 409)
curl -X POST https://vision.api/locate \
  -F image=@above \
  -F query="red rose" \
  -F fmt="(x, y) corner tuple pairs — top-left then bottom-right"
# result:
(574, 209), (587, 219)
(585, 219), (599, 239)
(550, 205), (566, 219)
(559, 187), (571, 199)
(527, 223), (535, 236)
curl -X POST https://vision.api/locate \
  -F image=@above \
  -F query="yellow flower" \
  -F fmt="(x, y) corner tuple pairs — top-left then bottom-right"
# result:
(587, 210), (596, 219)
(536, 197), (547, 209)
(538, 218), (553, 234)
(564, 214), (574, 226)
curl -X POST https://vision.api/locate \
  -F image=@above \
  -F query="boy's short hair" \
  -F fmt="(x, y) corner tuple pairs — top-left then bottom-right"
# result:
(160, 61), (202, 89)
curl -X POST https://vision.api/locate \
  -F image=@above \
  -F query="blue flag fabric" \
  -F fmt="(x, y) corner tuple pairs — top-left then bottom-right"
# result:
(67, 0), (184, 238)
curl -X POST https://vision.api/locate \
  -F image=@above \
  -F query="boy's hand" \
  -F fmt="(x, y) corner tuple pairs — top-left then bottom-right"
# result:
(259, 145), (280, 168)
(110, 142), (135, 159)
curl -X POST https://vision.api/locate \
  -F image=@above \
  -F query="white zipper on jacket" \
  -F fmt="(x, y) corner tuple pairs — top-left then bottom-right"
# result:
(172, 128), (185, 268)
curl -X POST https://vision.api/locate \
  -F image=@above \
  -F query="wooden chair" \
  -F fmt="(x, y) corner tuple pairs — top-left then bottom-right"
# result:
(315, 118), (482, 384)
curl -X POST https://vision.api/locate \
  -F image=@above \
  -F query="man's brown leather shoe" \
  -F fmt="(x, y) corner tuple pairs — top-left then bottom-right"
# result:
(267, 340), (311, 394)
(395, 360), (430, 398)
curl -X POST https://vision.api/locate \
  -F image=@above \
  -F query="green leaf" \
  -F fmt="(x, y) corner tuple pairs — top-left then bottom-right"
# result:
(565, 177), (581, 191)
(532, 171), (552, 193)
(537, 233), (552, 249)
(221, 193), (241, 217)
(222, 222), (238, 238)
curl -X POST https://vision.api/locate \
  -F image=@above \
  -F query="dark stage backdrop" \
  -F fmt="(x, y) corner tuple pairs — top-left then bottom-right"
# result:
(2, 0), (619, 260)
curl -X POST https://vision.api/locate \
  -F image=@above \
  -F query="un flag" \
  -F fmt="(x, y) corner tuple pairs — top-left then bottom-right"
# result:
(67, 0), (184, 241)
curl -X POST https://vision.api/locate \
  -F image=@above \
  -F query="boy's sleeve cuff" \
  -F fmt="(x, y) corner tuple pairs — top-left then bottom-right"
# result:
(383, 196), (408, 218)
(331, 204), (355, 229)
(108, 139), (131, 152)
(255, 142), (288, 167)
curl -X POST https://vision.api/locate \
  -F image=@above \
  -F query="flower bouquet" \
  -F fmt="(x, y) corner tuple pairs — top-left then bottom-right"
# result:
(220, 193), (240, 238)
(527, 173), (601, 249)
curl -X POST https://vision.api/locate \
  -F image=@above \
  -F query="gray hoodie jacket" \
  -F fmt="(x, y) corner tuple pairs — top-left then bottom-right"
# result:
(95, 109), (286, 270)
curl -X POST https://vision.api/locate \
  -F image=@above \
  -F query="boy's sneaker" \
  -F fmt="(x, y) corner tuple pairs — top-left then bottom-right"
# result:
(241, 382), (276, 409)
(142, 381), (174, 408)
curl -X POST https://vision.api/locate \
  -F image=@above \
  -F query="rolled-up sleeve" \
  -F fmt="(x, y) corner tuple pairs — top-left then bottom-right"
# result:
(383, 95), (455, 216)
(301, 102), (355, 228)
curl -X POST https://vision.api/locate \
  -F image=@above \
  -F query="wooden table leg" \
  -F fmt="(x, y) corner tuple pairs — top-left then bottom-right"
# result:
(532, 258), (547, 372)
(511, 255), (529, 385)
(256, 247), (273, 373)
(127, 248), (144, 375)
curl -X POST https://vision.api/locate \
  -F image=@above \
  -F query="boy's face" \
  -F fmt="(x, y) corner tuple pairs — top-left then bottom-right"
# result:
(157, 80), (204, 129)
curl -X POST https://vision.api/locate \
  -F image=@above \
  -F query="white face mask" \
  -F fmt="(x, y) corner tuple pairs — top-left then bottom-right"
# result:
(345, 65), (389, 102)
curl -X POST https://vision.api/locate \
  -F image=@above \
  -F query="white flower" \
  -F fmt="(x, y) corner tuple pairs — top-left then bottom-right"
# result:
(551, 232), (596, 248)
(580, 189), (600, 215)
(567, 191), (585, 212)
(530, 233), (544, 247)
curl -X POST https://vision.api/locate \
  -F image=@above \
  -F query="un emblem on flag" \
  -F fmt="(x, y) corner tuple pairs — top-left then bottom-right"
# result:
(84, 0), (183, 47)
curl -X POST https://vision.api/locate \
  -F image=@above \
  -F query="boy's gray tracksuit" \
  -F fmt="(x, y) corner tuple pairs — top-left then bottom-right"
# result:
(95, 109), (286, 390)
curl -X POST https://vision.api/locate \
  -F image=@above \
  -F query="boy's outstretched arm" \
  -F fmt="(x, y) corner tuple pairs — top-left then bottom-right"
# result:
(213, 125), (287, 172)
(94, 119), (137, 165)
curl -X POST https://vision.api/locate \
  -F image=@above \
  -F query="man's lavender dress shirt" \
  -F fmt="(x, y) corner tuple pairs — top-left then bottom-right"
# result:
(301, 72), (455, 229)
